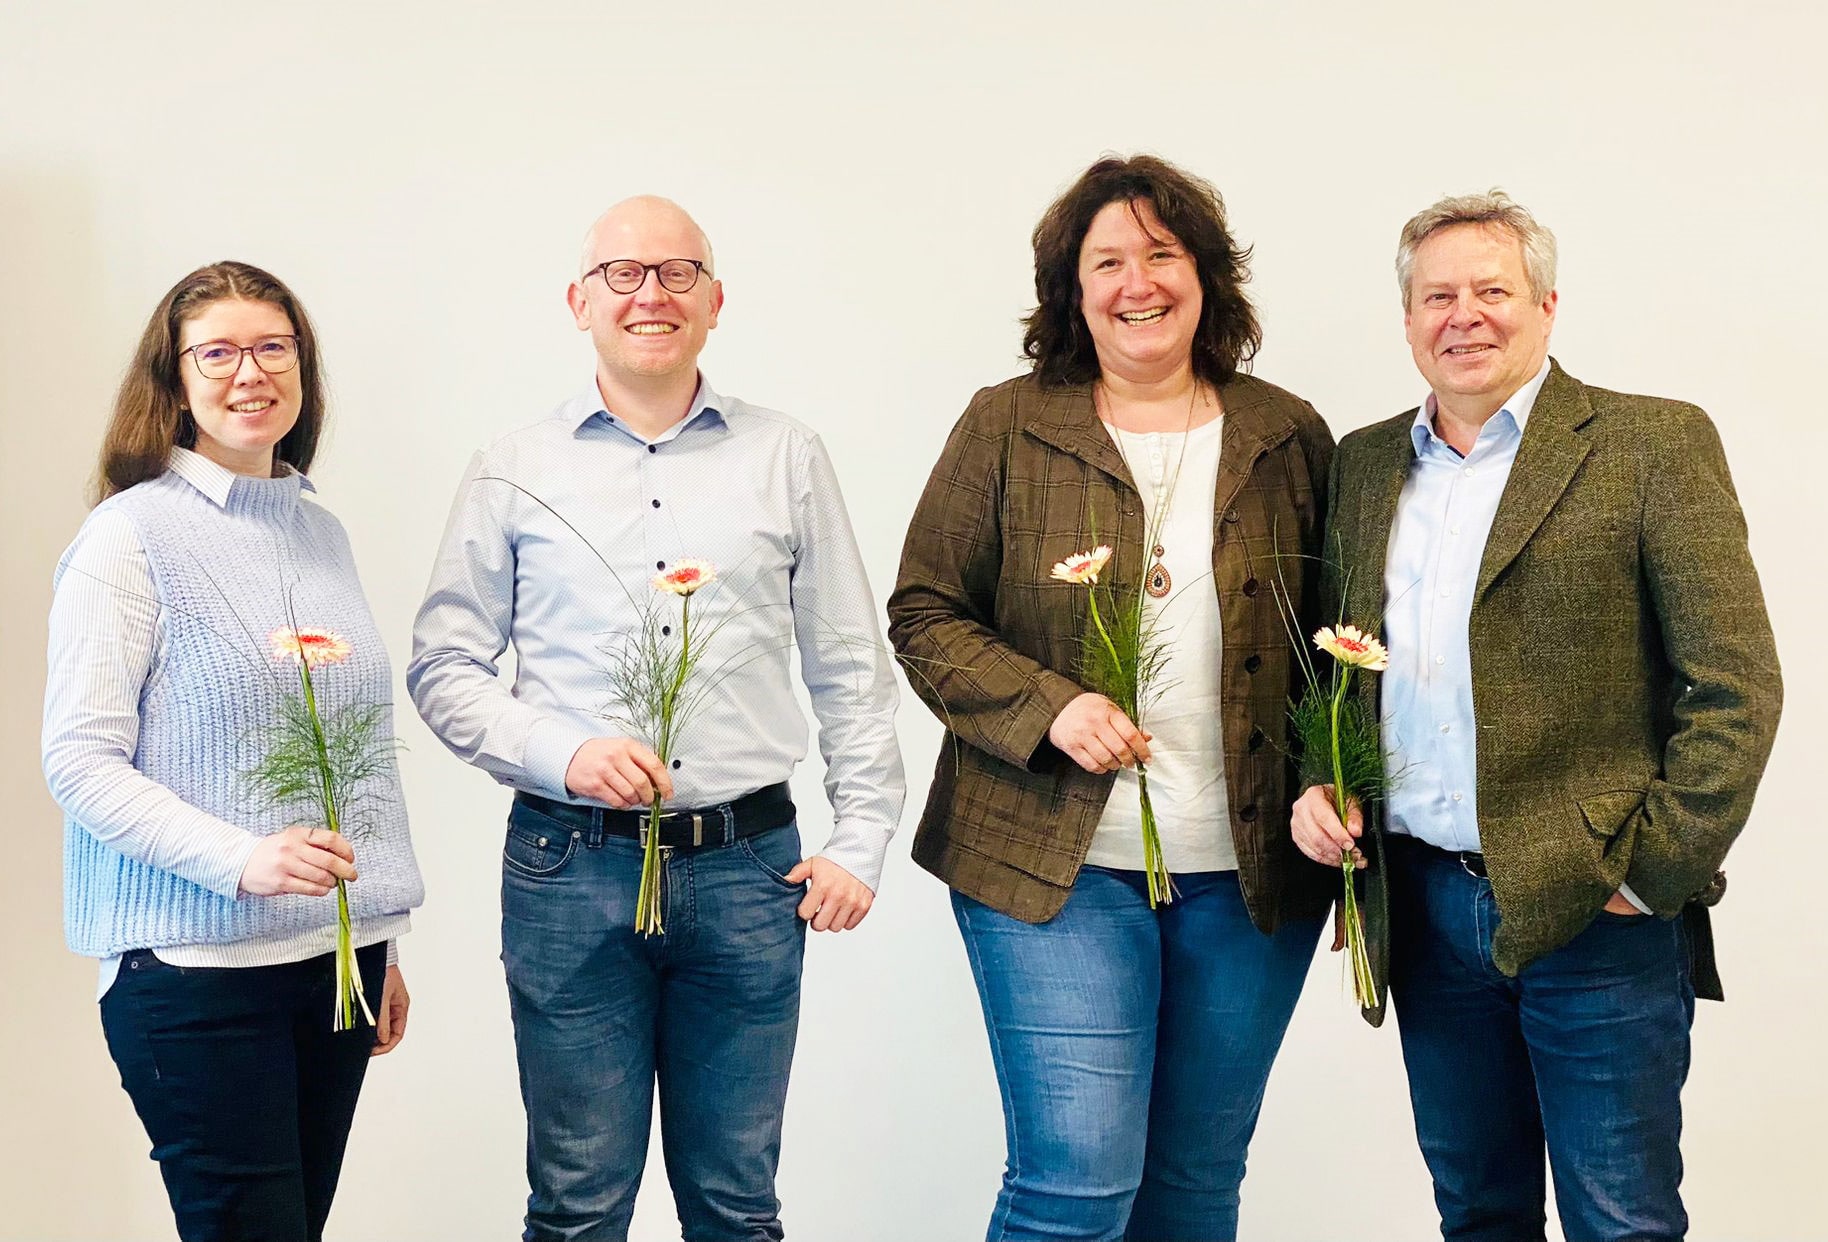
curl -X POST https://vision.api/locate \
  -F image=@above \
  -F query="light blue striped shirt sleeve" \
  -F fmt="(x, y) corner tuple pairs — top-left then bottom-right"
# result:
(408, 377), (906, 890)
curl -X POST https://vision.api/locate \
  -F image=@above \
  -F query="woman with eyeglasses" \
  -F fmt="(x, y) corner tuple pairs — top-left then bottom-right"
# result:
(42, 261), (424, 1242)
(889, 156), (1335, 1241)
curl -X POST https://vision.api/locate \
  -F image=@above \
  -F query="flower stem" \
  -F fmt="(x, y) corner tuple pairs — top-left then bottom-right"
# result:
(297, 656), (370, 1030)
(1328, 671), (1376, 1006)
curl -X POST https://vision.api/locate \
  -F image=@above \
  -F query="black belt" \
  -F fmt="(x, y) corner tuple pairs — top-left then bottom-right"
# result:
(513, 783), (794, 849)
(1389, 831), (1487, 878)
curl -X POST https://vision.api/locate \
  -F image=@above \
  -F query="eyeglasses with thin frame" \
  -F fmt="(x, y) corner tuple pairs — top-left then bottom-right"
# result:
(182, 335), (300, 380)
(586, 258), (709, 296)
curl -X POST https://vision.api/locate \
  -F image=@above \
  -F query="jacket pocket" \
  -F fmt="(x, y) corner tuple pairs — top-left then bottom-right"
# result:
(1578, 789), (1647, 842)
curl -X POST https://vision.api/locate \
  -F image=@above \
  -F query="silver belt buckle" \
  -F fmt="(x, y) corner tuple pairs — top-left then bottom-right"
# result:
(639, 811), (705, 848)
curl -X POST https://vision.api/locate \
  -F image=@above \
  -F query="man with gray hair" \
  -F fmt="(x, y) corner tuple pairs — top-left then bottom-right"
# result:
(1292, 190), (1780, 1238)
(409, 196), (905, 1241)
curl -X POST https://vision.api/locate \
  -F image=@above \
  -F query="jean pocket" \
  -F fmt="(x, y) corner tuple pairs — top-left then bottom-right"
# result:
(738, 824), (805, 891)
(503, 812), (581, 879)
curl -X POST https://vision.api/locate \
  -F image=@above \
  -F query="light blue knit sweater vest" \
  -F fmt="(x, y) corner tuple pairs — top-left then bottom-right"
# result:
(60, 468), (424, 956)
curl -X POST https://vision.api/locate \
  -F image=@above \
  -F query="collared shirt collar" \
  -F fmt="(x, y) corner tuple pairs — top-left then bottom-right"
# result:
(168, 446), (315, 510)
(563, 372), (730, 442)
(1410, 357), (1552, 457)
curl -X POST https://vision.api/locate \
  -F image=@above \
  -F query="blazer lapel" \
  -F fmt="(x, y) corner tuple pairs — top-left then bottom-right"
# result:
(1021, 383), (1136, 490)
(1210, 376), (1295, 524)
(1345, 417), (1416, 626)
(1475, 361), (1595, 601)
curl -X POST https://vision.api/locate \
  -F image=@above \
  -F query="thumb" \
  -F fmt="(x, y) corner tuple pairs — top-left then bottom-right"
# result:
(784, 859), (814, 885)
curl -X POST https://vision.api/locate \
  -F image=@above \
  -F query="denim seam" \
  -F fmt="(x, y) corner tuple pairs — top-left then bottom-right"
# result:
(955, 897), (1021, 1242)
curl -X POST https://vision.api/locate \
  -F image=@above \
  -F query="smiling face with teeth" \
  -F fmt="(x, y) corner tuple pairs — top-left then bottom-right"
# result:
(568, 197), (723, 399)
(176, 298), (303, 477)
(1076, 198), (1204, 388)
(1404, 222), (1557, 425)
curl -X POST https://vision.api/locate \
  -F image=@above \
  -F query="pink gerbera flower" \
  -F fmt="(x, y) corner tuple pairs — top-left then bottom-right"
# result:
(269, 626), (353, 668)
(653, 559), (717, 596)
(1049, 545), (1113, 586)
(1313, 624), (1389, 672)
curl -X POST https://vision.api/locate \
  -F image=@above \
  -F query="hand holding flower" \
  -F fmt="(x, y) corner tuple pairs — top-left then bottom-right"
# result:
(564, 736), (674, 810)
(1048, 692), (1153, 774)
(1291, 785), (1366, 870)
(239, 824), (359, 898)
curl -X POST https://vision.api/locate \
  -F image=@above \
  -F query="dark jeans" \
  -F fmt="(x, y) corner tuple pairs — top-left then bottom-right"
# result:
(501, 802), (808, 1242)
(99, 942), (386, 1242)
(953, 867), (1325, 1242)
(1387, 834), (1694, 1242)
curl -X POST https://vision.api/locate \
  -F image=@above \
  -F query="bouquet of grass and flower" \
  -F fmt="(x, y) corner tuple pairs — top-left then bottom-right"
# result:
(603, 559), (726, 936)
(1272, 567), (1393, 1007)
(246, 622), (395, 1031)
(1051, 544), (1174, 907)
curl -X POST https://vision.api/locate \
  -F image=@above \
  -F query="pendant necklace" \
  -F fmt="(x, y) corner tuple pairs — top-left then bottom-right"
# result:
(1099, 381), (1201, 600)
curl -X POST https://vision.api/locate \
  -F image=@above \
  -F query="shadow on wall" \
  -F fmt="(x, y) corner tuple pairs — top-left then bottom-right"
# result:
(0, 169), (177, 1235)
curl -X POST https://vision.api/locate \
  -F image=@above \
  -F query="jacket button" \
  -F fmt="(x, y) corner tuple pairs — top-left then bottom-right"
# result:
(1242, 577), (1259, 597)
(1223, 508), (1239, 524)
(1248, 727), (1266, 751)
(1239, 804), (1258, 822)
(1243, 654), (1262, 673)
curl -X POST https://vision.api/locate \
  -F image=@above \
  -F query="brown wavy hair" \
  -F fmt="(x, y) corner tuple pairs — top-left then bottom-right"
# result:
(1022, 155), (1261, 387)
(94, 261), (327, 502)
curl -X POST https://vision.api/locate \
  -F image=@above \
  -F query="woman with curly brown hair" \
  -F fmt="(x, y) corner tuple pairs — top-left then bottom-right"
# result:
(889, 155), (1334, 1241)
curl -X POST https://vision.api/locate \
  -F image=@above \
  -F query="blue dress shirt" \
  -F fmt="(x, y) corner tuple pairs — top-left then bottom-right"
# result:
(1380, 361), (1550, 853)
(408, 376), (905, 889)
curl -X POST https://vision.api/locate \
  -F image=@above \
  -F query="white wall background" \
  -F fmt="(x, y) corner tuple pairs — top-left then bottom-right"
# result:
(2, 3), (1822, 1238)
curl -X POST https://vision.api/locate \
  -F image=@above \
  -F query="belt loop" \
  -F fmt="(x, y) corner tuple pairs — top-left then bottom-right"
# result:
(720, 802), (737, 845)
(587, 806), (606, 850)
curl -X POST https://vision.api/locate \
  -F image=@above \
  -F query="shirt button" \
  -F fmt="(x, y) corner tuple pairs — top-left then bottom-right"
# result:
(651, 499), (661, 508)
(1452, 792), (1464, 802)
(1435, 655), (1446, 665)
(1450, 524), (1461, 535)
(648, 445), (658, 454)
(1440, 588), (1451, 597)
(1463, 467), (1474, 477)
(1439, 724), (1451, 734)
(656, 560), (666, 570)
(672, 759), (682, 770)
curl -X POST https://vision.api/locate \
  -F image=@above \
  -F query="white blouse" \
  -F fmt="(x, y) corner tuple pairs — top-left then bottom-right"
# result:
(1085, 417), (1235, 874)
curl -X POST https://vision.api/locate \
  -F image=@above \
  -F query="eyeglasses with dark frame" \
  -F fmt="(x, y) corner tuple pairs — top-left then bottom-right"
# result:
(181, 335), (301, 380)
(585, 258), (710, 296)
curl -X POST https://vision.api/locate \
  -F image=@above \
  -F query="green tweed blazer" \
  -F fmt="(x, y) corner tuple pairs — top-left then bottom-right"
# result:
(1331, 360), (1781, 1022)
(888, 371), (1336, 929)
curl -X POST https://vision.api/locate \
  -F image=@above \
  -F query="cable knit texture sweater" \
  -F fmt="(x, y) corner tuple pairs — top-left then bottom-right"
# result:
(55, 466), (423, 956)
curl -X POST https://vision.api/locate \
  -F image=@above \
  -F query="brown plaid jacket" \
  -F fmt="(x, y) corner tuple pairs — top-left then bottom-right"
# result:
(888, 371), (1336, 927)
(1331, 360), (1782, 1020)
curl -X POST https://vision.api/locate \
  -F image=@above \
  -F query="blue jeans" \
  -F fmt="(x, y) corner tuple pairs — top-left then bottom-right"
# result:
(953, 867), (1324, 1242)
(1386, 834), (1694, 1241)
(501, 801), (807, 1242)
(99, 944), (386, 1242)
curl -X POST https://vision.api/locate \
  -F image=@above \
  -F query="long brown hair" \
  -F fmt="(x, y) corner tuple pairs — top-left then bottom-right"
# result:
(95, 261), (327, 502)
(1022, 155), (1261, 388)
